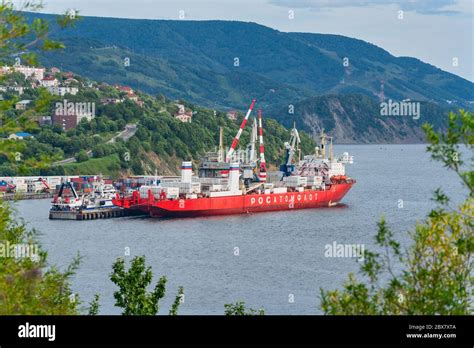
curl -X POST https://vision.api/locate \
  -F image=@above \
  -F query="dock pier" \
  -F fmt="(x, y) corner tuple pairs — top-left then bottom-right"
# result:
(1, 192), (54, 201)
(49, 208), (143, 220)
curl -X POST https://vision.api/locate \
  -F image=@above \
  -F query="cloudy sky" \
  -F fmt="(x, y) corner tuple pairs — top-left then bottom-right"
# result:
(26, 0), (474, 81)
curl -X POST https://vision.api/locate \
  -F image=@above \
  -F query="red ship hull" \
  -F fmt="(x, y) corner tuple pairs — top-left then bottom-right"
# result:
(113, 182), (354, 218)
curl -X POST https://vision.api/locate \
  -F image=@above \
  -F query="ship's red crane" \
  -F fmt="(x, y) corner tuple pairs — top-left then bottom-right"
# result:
(225, 99), (256, 162)
(258, 109), (267, 182)
(38, 177), (50, 192)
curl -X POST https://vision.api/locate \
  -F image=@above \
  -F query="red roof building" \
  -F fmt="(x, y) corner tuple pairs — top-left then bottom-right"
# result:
(174, 104), (193, 123)
(226, 110), (238, 120)
(115, 85), (134, 95)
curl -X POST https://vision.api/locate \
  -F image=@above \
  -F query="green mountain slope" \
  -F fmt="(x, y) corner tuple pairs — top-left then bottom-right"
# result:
(30, 13), (473, 113)
(267, 94), (451, 143)
(40, 37), (310, 109)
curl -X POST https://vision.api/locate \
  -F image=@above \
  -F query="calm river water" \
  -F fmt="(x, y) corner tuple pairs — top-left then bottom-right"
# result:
(13, 145), (467, 314)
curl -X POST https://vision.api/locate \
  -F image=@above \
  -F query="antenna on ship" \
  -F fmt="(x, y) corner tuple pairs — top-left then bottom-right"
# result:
(258, 109), (267, 182)
(293, 121), (301, 162)
(320, 129), (326, 159)
(329, 136), (334, 162)
(249, 117), (258, 163)
(226, 99), (256, 162)
(218, 127), (225, 162)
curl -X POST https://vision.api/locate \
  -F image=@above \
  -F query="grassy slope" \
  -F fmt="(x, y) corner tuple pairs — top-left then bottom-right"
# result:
(63, 154), (121, 176)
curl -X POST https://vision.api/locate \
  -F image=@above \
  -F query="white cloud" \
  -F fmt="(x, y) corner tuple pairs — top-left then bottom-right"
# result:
(269, 0), (470, 15)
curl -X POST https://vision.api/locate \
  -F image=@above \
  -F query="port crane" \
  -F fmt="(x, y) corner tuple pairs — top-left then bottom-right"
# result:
(4, 182), (16, 193)
(225, 99), (256, 162)
(257, 109), (267, 182)
(38, 177), (50, 193)
(247, 117), (258, 164)
(216, 99), (268, 187)
(280, 123), (301, 177)
(243, 108), (267, 184)
(52, 181), (81, 206)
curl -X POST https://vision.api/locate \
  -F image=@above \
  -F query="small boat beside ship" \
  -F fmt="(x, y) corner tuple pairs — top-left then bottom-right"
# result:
(112, 99), (355, 218)
(49, 179), (127, 220)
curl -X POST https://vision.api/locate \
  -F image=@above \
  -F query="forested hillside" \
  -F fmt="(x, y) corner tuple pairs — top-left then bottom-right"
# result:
(268, 94), (452, 143)
(0, 72), (315, 177)
(32, 14), (473, 111)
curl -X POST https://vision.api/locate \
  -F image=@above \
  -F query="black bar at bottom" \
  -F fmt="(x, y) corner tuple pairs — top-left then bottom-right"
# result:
(0, 315), (472, 346)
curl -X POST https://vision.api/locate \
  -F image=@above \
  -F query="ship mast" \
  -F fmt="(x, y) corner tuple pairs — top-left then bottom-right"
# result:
(248, 117), (258, 163)
(258, 109), (267, 182)
(329, 136), (334, 162)
(218, 127), (225, 162)
(295, 121), (301, 162)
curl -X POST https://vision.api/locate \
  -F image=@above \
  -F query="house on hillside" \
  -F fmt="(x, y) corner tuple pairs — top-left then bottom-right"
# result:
(15, 100), (31, 110)
(64, 77), (80, 86)
(115, 85), (134, 95)
(100, 97), (124, 105)
(0, 86), (25, 95)
(226, 110), (238, 120)
(40, 76), (58, 88)
(175, 111), (193, 123)
(52, 108), (94, 131)
(38, 116), (52, 126)
(1, 65), (45, 81)
(47, 86), (79, 96)
(8, 132), (34, 140)
(126, 93), (144, 107)
(174, 104), (193, 123)
(114, 85), (144, 107)
(114, 85), (144, 106)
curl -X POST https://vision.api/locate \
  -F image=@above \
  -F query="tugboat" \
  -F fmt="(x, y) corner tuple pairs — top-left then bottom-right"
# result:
(50, 180), (125, 220)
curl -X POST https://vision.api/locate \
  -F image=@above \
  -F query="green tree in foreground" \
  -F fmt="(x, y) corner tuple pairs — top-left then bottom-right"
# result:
(320, 110), (473, 315)
(1, 2), (78, 171)
(0, 1), (78, 66)
(110, 256), (184, 315)
(87, 294), (100, 315)
(224, 301), (265, 315)
(0, 200), (80, 314)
